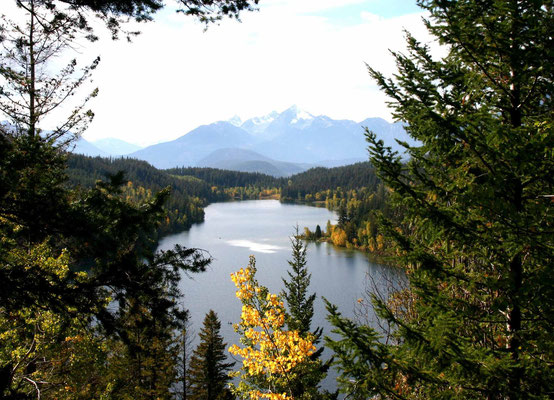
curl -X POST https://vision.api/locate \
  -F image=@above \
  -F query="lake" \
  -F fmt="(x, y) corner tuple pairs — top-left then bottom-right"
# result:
(157, 199), (404, 392)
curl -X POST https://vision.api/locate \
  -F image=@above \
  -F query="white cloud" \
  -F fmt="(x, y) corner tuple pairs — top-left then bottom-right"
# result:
(2, 1), (440, 146)
(360, 12), (383, 23)
(262, 0), (370, 14)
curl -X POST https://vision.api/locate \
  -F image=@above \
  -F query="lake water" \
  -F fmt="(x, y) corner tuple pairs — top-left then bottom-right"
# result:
(157, 200), (404, 392)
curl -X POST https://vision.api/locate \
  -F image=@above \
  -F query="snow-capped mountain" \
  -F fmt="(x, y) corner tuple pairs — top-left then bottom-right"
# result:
(240, 111), (279, 137)
(124, 106), (415, 175)
(4, 107), (414, 176)
(129, 121), (254, 169)
(228, 115), (243, 127)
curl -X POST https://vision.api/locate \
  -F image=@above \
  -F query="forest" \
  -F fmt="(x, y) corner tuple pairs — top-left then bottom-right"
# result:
(1, 0), (553, 400)
(67, 155), (223, 235)
(69, 156), (394, 254)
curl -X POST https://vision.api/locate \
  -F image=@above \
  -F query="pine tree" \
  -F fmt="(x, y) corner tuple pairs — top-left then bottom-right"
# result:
(280, 229), (334, 399)
(282, 229), (316, 336)
(188, 310), (234, 400)
(1, 1), (259, 398)
(337, 202), (349, 228)
(327, 1), (554, 399)
(314, 225), (322, 239)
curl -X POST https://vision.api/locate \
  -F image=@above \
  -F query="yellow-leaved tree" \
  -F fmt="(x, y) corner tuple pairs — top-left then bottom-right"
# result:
(229, 256), (317, 400)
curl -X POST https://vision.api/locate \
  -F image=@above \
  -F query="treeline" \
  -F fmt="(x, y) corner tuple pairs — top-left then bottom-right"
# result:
(279, 163), (398, 255)
(167, 166), (282, 200)
(67, 155), (226, 235)
(281, 162), (380, 201)
(166, 166), (281, 187)
(303, 184), (399, 254)
(68, 157), (397, 253)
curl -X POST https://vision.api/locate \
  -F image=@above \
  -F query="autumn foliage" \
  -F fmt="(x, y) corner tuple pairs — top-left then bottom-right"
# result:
(229, 257), (316, 400)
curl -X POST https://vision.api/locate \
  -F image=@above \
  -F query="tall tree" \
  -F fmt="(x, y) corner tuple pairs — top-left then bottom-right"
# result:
(281, 229), (333, 399)
(327, 1), (554, 399)
(0, 0), (100, 142)
(281, 228), (317, 336)
(314, 225), (322, 239)
(0, 0), (259, 396)
(188, 310), (234, 400)
(178, 311), (195, 400)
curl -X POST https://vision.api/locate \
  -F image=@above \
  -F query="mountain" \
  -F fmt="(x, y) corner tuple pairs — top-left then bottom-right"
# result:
(0, 121), (106, 157)
(252, 111), (365, 163)
(127, 106), (413, 174)
(91, 138), (143, 156)
(197, 148), (308, 177)
(359, 118), (412, 151)
(129, 122), (254, 169)
(248, 106), (415, 164)
(240, 111), (280, 138)
(228, 115), (243, 127)
(71, 137), (110, 157)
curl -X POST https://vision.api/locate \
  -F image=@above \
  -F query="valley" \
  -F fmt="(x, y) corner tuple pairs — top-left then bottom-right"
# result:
(2, 0), (550, 397)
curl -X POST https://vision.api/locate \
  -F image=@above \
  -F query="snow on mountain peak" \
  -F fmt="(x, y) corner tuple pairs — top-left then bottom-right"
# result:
(239, 111), (279, 135)
(291, 110), (314, 124)
(282, 105), (314, 124)
(228, 115), (243, 127)
(249, 111), (279, 125)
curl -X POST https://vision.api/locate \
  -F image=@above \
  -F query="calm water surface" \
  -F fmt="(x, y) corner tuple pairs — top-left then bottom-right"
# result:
(157, 200), (403, 391)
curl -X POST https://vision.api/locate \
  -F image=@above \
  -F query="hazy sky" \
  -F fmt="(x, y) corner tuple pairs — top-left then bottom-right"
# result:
(5, 0), (437, 146)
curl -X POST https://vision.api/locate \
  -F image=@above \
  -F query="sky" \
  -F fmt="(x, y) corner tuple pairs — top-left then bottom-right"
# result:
(4, 0), (437, 146)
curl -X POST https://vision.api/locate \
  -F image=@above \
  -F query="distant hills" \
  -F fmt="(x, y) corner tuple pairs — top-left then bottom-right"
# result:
(70, 106), (415, 176)
(71, 137), (143, 157)
(92, 138), (143, 155)
(0, 121), (140, 157)
(196, 148), (310, 177)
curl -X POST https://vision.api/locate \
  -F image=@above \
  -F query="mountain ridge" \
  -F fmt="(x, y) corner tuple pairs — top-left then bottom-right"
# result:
(70, 107), (415, 175)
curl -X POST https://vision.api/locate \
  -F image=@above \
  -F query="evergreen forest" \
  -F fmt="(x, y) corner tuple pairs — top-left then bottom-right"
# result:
(1, 0), (552, 400)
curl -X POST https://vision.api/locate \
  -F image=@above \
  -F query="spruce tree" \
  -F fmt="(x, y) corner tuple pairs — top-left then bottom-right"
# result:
(281, 229), (334, 399)
(327, 1), (554, 399)
(315, 225), (322, 239)
(282, 229), (317, 336)
(188, 310), (234, 400)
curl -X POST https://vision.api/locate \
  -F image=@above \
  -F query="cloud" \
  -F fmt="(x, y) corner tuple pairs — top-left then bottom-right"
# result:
(2, 1), (438, 146)
(262, 0), (369, 14)
(360, 12), (383, 23)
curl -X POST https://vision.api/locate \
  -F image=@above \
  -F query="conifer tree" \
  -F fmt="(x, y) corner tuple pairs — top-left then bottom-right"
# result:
(1, 0), (254, 396)
(327, 1), (554, 399)
(188, 310), (234, 400)
(282, 229), (317, 336)
(281, 229), (334, 399)
(314, 225), (322, 239)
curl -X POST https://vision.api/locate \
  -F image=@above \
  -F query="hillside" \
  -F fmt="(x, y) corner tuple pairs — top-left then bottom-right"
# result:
(115, 107), (411, 173)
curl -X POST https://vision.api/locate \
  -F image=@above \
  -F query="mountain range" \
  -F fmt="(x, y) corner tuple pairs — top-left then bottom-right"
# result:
(69, 106), (414, 176)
